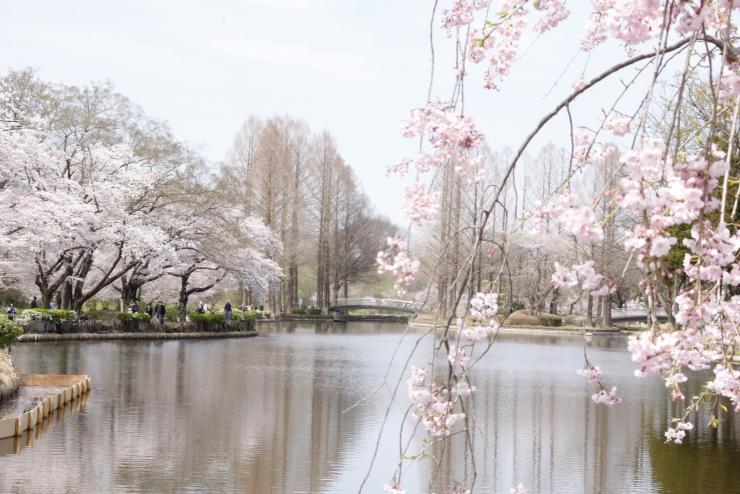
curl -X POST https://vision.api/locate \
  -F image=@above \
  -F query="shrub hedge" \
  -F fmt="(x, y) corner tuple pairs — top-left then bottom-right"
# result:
(0, 318), (23, 347)
(189, 312), (226, 324)
(537, 314), (563, 327)
(23, 309), (76, 324)
(290, 307), (321, 316)
(116, 312), (152, 323)
(231, 309), (257, 324)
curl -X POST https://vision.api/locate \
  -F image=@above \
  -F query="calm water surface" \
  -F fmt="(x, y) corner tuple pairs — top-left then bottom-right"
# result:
(0, 322), (737, 493)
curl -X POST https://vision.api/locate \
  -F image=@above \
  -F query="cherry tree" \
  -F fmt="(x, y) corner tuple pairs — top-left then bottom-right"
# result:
(0, 70), (284, 315)
(373, 1), (740, 492)
(164, 197), (283, 313)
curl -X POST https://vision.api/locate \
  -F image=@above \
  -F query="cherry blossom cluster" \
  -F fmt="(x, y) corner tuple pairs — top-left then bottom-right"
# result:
(440, 0), (488, 33)
(718, 65), (740, 103)
(447, 345), (469, 369)
(577, 364), (602, 384)
(453, 1), (572, 89)
(376, 237), (420, 295)
(509, 484), (528, 494)
(619, 139), (729, 268)
(591, 386), (623, 406)
(383, 483), (405, 494)
(604, 115), (631, 136)
(627, 330), (680, 377)
(403, 181), (440, 225)
(664, 421), (694, 444)
(459, 292), (501, 341)
(581, 0), (740, 51)
(407, 366), (466, 437)
(403, 292), (502, 449)
(467, 2), (529, 90)
(578, 361), (623, 406)
(532, 193), (604, 242)
(707, 365), (740, 412)
(469, 291), (498, 320)
(395, 102), (485, 185)
(571, 128), (618, 165)
(619, 132), (740, 434)
(532, 0), (570, 33)
(458, 1), (740, 90)
(552, 260), (615, 297)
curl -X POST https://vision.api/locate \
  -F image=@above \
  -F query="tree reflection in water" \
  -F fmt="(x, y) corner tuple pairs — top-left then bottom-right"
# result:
(0, 324), (736, 493)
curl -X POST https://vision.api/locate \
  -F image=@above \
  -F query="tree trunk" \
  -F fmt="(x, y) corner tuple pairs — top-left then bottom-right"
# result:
(178, 274), (190, 316)
(600, 295), (611, 329)
(549, 289), (559, 315)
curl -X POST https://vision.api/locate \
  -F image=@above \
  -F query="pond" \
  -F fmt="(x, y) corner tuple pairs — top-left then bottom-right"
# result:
(0, 322), (737, 493)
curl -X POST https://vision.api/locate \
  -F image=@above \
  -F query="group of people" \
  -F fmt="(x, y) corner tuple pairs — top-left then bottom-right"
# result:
(196, 301), (233, 322)
(127, 300), (235, 324)
(129, 301), (166, 324)
(5, 296), (40, 320)
(4, 295), (238, 325)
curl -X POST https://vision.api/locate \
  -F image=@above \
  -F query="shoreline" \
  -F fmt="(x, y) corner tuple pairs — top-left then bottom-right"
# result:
(17, 331), (258, 343)
(409, 322), (639, 337)
(14, 322), (642, 342)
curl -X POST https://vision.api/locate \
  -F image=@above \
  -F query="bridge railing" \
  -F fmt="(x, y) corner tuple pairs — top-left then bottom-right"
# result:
(331, 298), (423, 311)
(611, 308), (668, 319)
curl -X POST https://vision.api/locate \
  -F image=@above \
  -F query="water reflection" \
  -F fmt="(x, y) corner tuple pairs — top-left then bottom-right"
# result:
(0, 325), (736, 493)
(0, 395), (89, 458)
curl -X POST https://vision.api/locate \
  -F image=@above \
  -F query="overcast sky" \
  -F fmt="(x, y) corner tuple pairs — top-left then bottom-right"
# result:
(2, 1), (637, 225)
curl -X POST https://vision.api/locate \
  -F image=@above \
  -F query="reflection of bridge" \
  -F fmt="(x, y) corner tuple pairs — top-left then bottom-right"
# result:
(328, 298), (422, 321)
(611, 308), (669, 323)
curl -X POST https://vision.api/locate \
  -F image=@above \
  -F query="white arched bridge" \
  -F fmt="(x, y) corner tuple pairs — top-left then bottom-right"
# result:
(329, 298), (422, 321)
(611, 308), (669, 323)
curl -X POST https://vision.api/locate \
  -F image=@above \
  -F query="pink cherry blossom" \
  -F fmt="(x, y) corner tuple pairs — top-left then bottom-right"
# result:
(533, 0), (570, 33)
(510, 483), (528, 494)
(532, 194), (603, 242)
(665, 421), (693, 444)
(377, 237), (420, 295)
(383, 482), (406, 494)
(605, 115), (631, 136)
(404, 181), (439, 225)
(395, 103), (485, 183)
(551, 260), (614, 297)
(441, 0), (489, 34)
(707, 365), (740, 412)
(592, 386), (623, 406)
(448, 345), (469, 369)
(577, 365), (602, 384)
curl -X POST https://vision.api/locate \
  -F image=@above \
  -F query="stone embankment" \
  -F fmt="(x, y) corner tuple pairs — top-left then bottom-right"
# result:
(24, 318), (254, 333)
(18, 331), (258, 342)
(14, 319), (257, 343)
(0, 348), (20, 403)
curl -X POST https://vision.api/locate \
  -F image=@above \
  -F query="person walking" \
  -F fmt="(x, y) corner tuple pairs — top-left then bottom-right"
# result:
(30, 296), (38, 309)
(129, 301), (139, 313)
(224, 301), (232, 324)
(6, 303), (16, 321)
(145, 303), (153, 318)
(196, 302), (205, 314)
(49, 300), (57, 310)
(155, 302), (166, 324)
